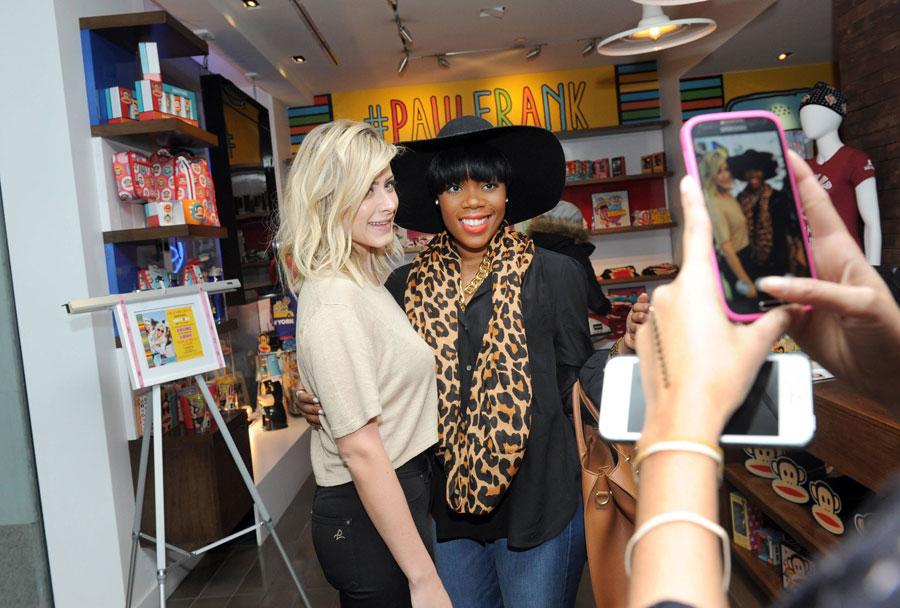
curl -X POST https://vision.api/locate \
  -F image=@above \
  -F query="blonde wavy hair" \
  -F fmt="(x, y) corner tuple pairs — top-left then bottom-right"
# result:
(698, 147), (731, 201)
(277, 120), (401, 292)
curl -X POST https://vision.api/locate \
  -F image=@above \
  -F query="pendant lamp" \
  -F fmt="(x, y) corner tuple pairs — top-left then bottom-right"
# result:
(597, 1), (716, 56)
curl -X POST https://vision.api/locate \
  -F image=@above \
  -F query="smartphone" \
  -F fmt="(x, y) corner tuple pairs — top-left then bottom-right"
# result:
(598, 354), (815, 446)
(681, 111), (816, 322)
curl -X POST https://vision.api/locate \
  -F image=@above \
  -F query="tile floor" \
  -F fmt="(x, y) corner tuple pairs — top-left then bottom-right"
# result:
(169, 476), (595, 607)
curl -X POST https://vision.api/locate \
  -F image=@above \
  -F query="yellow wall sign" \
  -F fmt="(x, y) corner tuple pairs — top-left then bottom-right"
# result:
(331, 65), (621, 142)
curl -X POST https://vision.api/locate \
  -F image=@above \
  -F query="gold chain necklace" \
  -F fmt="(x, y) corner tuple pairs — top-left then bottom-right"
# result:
(459, 254), (492, 308)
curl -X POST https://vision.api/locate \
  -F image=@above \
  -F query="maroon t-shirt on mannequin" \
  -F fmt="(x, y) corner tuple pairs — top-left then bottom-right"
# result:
(806, 146), (875, 248)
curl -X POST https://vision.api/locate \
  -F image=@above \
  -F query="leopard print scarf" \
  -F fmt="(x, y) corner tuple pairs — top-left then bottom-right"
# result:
(738, 184), (774, 265)
(405, 225), (534, 515)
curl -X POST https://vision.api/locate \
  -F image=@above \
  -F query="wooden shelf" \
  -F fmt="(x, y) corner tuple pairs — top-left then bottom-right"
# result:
(731, 542), (783, 599)
(79, 10), (208, 59)
(596, 273), (676, 287)
(725, 464), (839, 557)
(555, 120), (670, 140)
(103, 224), (228, 244)
(91, 119), (218, 149)
(806, 380), (900, 491)
(565, 171), (672, 188)
(590, 221), (676, 236)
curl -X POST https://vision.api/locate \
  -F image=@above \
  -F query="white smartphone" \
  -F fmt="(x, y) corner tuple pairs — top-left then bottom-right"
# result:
(598, 354), (815, 446)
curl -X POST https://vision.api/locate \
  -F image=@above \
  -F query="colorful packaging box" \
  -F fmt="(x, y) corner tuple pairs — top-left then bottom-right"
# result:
(650, 208), (672, 224)
(640, 154), (654, 175)
(105, 87), (137, 124)
(611, 156), (626, 177)
(593, 158), (610, 179)
(632, 210), (652, 226)
(729, 491), (752, 550)
(112, 151), (154, 202)
(145, 201), (185, 227)
(781, 543), (814, 589)
(653, 151), (667, 173)
(136, 79), (165, 120)
(754, 527), (785, 566)
(166, 84), (199, 126)
(138, 41), (161, 82)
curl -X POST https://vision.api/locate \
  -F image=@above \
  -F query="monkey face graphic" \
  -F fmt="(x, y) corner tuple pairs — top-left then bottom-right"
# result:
(810, 481), (845, 535)
(744, 447), (783, 479)
(771, 457), (810, 504)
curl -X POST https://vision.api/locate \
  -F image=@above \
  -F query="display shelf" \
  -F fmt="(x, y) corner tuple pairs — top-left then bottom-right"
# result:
(79, 11), (208, 58)
(596, 273), (676, 287)
(590, 222), (675, 236)
(725, 464), (839, 556)
(806, 380), (900, 491)
(565, 171), (673, 188)
(90, 118), (218, 149)
(102, 224), (228, 244)
(555, 120), (670, 141)
(732, 542), (783, 600)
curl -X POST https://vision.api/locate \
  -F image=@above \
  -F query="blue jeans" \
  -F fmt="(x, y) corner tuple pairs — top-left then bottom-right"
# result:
(433, 508), (586, 608)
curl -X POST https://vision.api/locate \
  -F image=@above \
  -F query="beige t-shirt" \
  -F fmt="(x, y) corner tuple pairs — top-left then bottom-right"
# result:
(296, 274), (438, 487)
(709, 193), (749, 252)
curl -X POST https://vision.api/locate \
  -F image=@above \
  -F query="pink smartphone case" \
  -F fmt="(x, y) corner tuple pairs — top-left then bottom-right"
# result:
(680, 110), (817, 323)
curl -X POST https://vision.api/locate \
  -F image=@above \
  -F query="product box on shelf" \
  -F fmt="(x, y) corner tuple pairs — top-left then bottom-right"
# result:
(592, 190), (630, 229)
(138, 41), (161, 82)
(650, 208), (672, 224)
(164, 84), (199, 126)
(145, 201), (185, 227)
(593, 158), (610, 179)
(611, 156), (626, 177)
(105, 86), (138, 124)
(653, 152), (666, 174)
(113, 150), (154, 202)
(753, 527), (785, 566)
(640, 154), (654, 175)
(729, 491), (752, 550)
(136, 79), (165, 120)
(781, 543), (814, 589)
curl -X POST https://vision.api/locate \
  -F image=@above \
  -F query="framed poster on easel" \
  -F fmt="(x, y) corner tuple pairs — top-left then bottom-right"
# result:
(114, 290), (224, 389)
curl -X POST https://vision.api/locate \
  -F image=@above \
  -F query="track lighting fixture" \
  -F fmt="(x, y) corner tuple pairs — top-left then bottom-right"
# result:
(437, 54), (450, 69)
(399, 24), (413, 45)
(581, 39), (597, 56)
(398, 51), (410, 73)
(525, 45), (542, 60)
(242, 0), (260, 8)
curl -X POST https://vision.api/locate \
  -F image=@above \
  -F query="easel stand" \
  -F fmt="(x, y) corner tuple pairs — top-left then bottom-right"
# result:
(123, 377), (311, 608)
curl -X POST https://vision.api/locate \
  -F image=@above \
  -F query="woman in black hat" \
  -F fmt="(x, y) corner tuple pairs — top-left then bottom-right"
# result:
(301, 116), (593, 607)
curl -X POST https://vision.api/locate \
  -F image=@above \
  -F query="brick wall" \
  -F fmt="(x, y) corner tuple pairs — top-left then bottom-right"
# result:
(833, 0), (900, 267)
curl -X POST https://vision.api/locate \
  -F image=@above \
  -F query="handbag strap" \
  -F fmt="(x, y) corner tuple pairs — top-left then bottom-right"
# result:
(571, 380), (600, 457)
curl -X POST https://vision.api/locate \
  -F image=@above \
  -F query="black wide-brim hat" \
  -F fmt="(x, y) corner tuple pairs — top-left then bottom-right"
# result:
(727, 149), (778, 182)
(391, 116), (565, 233)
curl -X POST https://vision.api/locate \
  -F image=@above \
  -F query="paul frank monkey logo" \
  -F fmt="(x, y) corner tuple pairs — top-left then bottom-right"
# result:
(744, 447), (784, 479)
(771, 456), (811, 504)
(810, 480), (845, 535)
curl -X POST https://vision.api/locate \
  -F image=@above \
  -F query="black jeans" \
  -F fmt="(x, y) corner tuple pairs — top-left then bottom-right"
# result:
(311, 451), (432, 607)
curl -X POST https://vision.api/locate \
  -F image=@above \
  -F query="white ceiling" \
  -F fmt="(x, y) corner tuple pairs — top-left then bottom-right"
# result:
(150, 0), (833, 106)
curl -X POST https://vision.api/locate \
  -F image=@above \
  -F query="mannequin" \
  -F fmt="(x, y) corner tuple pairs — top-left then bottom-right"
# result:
(799, 82), (881, 265)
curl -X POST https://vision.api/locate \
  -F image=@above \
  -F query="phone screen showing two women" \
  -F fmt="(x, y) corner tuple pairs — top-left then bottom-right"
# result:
(627, 362), (779, 437)
(691, 117), (812, 315)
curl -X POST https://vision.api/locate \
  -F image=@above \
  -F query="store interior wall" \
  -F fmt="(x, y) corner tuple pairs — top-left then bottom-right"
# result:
(0, 182), (53, 607)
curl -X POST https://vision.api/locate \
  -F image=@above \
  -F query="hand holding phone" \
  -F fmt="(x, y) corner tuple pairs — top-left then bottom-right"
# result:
(681, 111), (817, 321)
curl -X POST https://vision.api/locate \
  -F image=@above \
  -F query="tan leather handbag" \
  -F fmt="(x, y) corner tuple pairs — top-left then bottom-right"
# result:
(572, 380), (638, 608)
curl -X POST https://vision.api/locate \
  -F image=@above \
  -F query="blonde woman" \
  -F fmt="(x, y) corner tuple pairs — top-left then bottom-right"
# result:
(699, 148), (758, 301)
(277, 120), (450, 608)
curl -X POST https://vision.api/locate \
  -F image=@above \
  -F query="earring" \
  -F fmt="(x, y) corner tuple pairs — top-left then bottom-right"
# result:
(505, 197), (509, 203)
(434, 199), (439, 206)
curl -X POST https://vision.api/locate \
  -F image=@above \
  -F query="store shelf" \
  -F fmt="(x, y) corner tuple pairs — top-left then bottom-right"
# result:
(565, 171), (672, 188)
(725, 463), (839, 557)
(102, 224), (228, 244)
(590, 222), (676, 236)
(806, 380), (900, 491)
(91, 119), (218, 149)
(555, 120), (670, 141)
(596, 273), (676, 287)
(79, 10), (208, 59)
(732, 542), (783, 599)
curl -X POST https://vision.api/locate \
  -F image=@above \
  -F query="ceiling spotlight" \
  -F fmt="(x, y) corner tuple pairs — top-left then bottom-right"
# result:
(242, 0), (260, 8)
(597, 3), (716, 56)
(291, 55), (306, 63)
(437, 54), (450, 69)
(525, 45), (542, 60)
(777, 51), (793, 62)
(479, 6), (507, 18)
(398, 51), (409, 73)
(399, 24), (413, 45)
(581, 39), (597, 56)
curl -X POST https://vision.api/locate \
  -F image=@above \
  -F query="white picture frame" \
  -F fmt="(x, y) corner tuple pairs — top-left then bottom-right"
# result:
(114, 290), (224, 389)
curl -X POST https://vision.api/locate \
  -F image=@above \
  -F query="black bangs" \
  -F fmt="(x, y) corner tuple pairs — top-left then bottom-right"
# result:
(425, 143), (513, 198)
